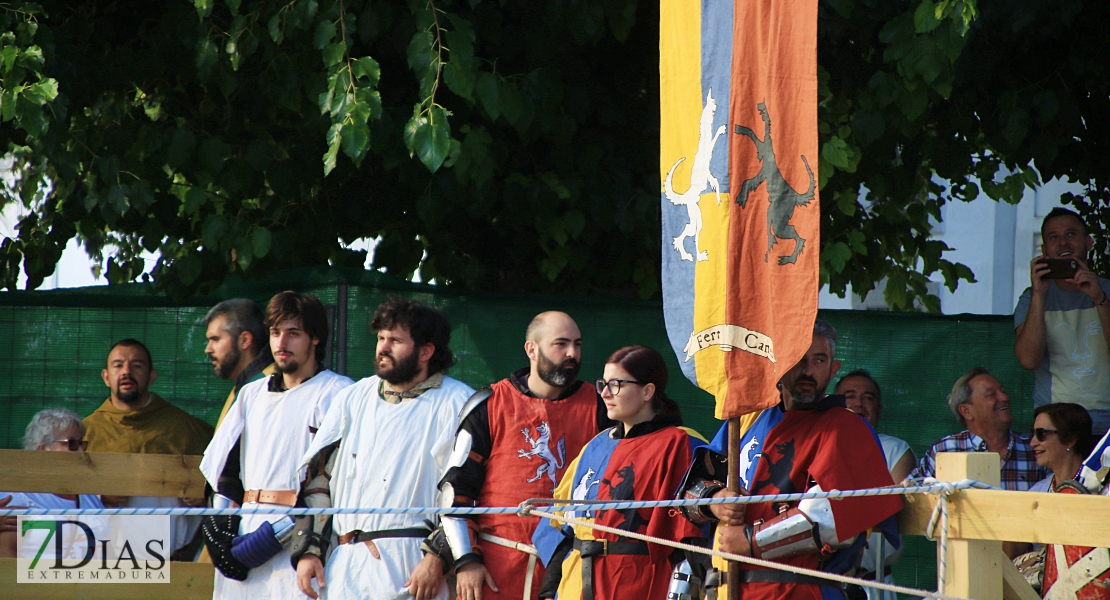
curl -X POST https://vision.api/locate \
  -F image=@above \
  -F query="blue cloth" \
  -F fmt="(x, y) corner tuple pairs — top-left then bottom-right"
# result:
(229, 520), (282, 569)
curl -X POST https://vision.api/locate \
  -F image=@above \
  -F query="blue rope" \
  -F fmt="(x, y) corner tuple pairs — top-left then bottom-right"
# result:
(0, 479), (993, 517)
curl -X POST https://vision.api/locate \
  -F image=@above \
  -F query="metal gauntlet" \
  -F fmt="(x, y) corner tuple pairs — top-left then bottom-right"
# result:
(679, 479), (727, 526)
(750, 507), (822, 560)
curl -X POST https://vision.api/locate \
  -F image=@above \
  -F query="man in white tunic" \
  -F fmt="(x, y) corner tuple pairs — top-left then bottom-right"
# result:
(200, 291), (353, 599)
(294, 297), (473, 600)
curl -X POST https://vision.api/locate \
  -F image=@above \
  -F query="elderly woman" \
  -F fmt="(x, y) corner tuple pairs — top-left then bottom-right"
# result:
(0, 408), (104, 558)
(1029, 403), (1094, 493)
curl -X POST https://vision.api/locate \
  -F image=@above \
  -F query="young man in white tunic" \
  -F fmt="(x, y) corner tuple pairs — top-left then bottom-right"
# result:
(200, 291), (353, 600)
(293, 297), (474, 600)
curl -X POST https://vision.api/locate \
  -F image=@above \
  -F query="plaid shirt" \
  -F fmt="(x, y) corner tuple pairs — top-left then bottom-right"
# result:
(909, 430), (1047, 491)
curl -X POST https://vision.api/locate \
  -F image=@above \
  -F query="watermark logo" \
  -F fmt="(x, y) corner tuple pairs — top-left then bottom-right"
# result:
(17, 515), (170, 583)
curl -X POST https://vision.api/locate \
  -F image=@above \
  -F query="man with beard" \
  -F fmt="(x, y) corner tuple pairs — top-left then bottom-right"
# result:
(204, 298), (276, 429)
(199, 291), (353, 599)
(291, 296), (472, 600)
(677, 321), (901, 600)
(83, 338), (214, 559)
(439, 311), (614, 600)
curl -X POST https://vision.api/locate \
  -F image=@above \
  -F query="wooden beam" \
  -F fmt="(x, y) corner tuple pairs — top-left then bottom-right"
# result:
(936, 452), (1002, 600)
(900, 487), (1110, 547)
(0, 450), (206, 499)
(0, 559), (213, 599)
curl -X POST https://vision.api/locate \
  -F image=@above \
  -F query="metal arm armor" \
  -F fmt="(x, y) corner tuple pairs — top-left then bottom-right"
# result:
(750, 485), (847, 561)
(289, 443), (338, 568)
(679, 478), (727, 526)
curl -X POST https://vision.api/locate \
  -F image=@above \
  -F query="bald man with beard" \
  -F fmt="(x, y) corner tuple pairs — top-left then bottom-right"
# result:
(434, 312), (614, 600)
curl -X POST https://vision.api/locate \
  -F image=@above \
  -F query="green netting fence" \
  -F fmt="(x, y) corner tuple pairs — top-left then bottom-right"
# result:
(0, 265), (1034, 594)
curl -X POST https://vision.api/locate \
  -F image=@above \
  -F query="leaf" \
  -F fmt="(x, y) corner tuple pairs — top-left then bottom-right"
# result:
(201, 214), (227, 249)
(340, 122), (369, 165)
(564, 210), (586, 238)
(477, 73), (500, 120)
(323, 123), (342, 175)
(824, 241), (852, 274)
(194, 0), (214, 19)
(267, 14), (284, 44)
(251, 227), (272, 258)
(351, 56), (380, 85)
(225, 0), (241, 16)
(913, 0), (941, 33)
(313, 20), (336, 49)
(404, 105), (452, 173)
(195, 37), (219, 80)
(322, 42), (346, 68)
(183, 187), (207, 216)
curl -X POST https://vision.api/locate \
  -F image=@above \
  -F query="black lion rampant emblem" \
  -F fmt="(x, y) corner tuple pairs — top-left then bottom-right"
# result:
(602, 463), (649, 536)
(754, 439), (796, 495)
(734, 102), (815, 265)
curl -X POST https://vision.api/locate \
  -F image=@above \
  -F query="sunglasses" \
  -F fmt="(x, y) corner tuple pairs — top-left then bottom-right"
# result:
(595, 378), (646, 396)
(53, 438), (89, 451)
(1030, 428), (1058, 442)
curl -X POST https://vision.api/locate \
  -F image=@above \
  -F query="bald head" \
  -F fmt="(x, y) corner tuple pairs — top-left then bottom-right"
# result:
(524, 311), (583, 399)
(526, 311), (578, 343)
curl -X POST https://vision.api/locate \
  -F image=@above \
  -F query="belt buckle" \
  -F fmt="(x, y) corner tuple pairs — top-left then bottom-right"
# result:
(597, 539), (608, 556)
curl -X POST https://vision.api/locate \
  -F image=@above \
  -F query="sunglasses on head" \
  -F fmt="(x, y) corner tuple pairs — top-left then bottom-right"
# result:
(53, 438), (89, 451)
(1031, 428), (1058, 442)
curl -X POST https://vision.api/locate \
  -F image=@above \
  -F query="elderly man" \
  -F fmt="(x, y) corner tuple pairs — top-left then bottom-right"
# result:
(199, 291), (353, 598)
(910, 366), (1046, 489)
(440, 311), (613, 600)
(679, 320), (901, 600)
(204, 298), (276, 429)
(910, 367), (1046, 558)
(1015, 207), (1110, 435)
(83, 338), (214, 560)
(835, 370), (914, 600)
(293, 297), (473, 600)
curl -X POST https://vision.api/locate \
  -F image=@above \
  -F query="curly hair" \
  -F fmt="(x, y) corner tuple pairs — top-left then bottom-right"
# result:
(371, 296), (456, 375)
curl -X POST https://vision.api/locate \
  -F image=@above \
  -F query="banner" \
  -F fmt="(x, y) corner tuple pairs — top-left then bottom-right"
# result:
(661, 0), (820, 420)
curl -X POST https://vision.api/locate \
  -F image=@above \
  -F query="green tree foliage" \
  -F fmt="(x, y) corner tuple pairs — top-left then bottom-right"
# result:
(0, 0), (1106, 309)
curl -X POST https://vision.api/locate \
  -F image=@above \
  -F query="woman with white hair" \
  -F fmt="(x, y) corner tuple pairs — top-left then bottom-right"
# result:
(0, 408), (105, 558)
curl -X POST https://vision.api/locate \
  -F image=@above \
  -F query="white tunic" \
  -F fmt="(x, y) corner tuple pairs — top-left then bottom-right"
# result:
(299, 375), (473, 600)
(200, 369), (354, 600)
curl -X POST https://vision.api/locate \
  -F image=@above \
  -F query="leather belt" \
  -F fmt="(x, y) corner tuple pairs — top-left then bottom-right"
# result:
(338, 527), (430, 545)
(738, 569), (846, 590)
(573, 538), (649, 600)
(243, 489), (297, 506)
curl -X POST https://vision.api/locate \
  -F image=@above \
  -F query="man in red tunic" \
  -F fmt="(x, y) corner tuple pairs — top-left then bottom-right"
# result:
(437, 311), (613, 600)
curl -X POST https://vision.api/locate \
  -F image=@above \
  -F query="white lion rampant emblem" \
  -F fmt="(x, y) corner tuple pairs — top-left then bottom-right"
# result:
(663, 88), (727, 262)
(518, 421), (566, 488)
(569, 467), (599, 520)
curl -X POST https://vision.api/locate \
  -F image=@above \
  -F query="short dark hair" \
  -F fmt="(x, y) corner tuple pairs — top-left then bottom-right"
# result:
(1041, 207), (1087, 237)
(265, 291), (329, 363)
(606, 345), (682, 421)
(206, 298), (267, 354)
(371, 296), (456, 375)
(835, 369), (882, 405)
(108, 338), (153, 368)
(1034, 403), (1095, 458)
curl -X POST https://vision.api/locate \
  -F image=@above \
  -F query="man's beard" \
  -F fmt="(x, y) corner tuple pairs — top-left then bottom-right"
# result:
(277, 357), (300, 375)
(116, 378), (145, 405)
(790, 375), (821, 405)
(537, 351), (580, 388)
(211, 346), (242, 379)
(377, 349), (421, 385)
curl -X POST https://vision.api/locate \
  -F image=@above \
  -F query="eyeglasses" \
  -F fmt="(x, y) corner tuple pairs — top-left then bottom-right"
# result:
(1031, 428), (1058, 442)
(595, 378), (646, 396)
(52, 438), (89, 451)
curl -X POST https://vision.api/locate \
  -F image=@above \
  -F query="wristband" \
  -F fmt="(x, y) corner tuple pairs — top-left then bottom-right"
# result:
(1097, 293), (1109, 307)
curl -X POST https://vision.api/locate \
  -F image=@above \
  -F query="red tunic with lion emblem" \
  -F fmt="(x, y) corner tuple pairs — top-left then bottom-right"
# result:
(463, 373), (602, 600)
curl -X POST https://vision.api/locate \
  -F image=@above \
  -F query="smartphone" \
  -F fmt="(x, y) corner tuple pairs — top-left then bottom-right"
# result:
(1039, 258), (1078, 279)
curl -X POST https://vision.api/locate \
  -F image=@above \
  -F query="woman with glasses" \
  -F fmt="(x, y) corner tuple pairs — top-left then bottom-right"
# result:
(535, 345), (706, 600)
(1028, 403), (1094, 493)
(1027, 403), (1110, 599)
(0, 408), (104, 558)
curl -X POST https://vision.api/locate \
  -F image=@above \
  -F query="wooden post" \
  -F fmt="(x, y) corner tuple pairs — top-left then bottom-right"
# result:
(935, 452), (1003, 600)
(727, 416), (742, 600)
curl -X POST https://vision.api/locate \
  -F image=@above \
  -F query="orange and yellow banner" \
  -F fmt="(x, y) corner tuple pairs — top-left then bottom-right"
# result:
(661, 0), (819, 420)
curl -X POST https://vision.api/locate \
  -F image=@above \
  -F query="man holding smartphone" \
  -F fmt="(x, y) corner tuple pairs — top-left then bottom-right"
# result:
(1015, 207), (1110, 435)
